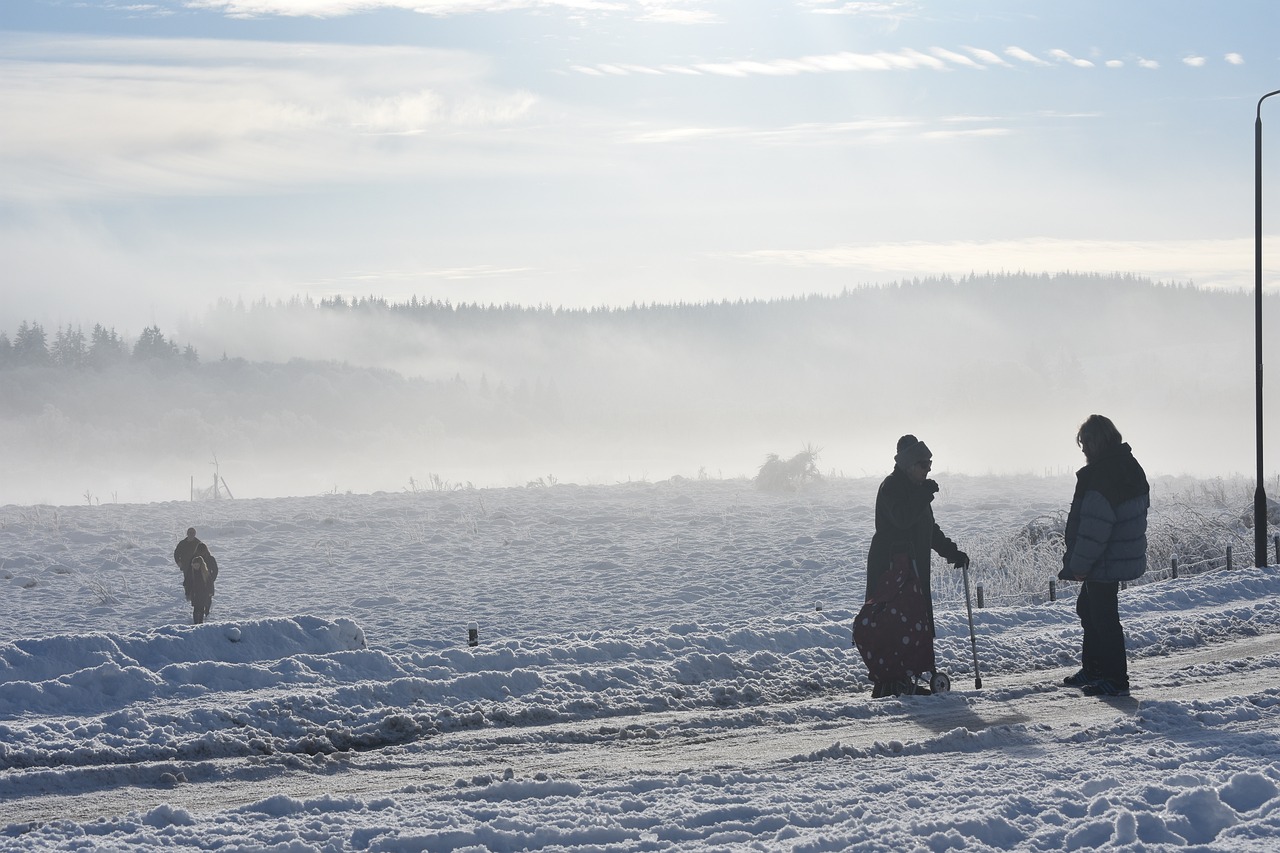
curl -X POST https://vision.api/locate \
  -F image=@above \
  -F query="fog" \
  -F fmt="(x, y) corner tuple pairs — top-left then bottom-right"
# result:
(1, 273), (1275, 506)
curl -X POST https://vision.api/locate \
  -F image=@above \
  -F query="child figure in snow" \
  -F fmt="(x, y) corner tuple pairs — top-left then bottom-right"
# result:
(187, 555), (215, 625)
(856, 435), (969, 697)
(190, 542), (218, 624)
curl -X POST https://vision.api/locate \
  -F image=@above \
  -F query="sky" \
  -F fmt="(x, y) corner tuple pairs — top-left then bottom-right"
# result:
(2, 477), (1279, 849)
(2, 0), (1279, 329)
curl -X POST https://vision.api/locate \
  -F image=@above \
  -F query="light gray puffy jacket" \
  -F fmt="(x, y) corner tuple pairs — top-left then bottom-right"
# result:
(1063, 443), (1150, 582)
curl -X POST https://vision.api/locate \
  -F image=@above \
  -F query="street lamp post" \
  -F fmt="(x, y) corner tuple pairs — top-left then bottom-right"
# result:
(1255, 90), (1280, 568)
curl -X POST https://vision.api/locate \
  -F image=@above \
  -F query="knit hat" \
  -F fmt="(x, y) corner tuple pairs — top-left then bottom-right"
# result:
(894, 434), (932, 471)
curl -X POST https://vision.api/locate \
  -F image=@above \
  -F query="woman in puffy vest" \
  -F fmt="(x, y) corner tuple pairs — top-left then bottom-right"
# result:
(1060, 414), (1150, 697)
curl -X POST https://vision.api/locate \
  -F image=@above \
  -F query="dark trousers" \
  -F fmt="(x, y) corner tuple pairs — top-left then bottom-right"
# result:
(1076, 581), (1128, 687)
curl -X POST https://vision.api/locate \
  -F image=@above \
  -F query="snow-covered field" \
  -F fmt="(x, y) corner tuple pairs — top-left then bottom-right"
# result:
(3, 475), (1280, 851)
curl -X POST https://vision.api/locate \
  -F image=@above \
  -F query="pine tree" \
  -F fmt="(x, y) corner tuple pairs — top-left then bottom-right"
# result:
(88, 324), (128, 368)
(52, 324), (88, 369)
(13, 321), (50, 365)
(133, 325), (180, 361)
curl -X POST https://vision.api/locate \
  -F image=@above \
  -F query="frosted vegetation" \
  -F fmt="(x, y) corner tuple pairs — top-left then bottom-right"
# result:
(943, 475), (1280, 609)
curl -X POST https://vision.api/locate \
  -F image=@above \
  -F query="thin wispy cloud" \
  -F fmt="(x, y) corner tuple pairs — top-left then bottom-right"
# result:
(1226, 53), (1244, 65)
(963, 46), (1010, 67)
(0, 35), (541, 199)
(626, 126), (744, 144)
(634, 3), (718, 24)
(576, 46), (1019, 77)
(184, 0), (628, 17)
(109, 3), (175, 15)
(1183, 55), (1207, 67)
(801, 0), (920, 21)
(180, 0), (726, 23)
(328, 264), (536, 284)
(617, 49), (964, 77)
(930, 47), (982, 68)
(919, 127), (1010, 140)
(1005, 46), (1049, 66)
(737, 236), (1276, 292)
(622, 116), (1018, 147)
(571, 43), (1195, 78)
(1048, 49), (1093, 68)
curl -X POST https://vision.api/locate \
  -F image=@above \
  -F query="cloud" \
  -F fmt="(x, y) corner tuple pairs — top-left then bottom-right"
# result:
(569, 41), (1236, 80)
(109, 3), (175, 14)
(1005, 46), (1049, 66)
(634, 2), (718, 24)
(1048, 49), (1093, 68)
(930, 47), (982, 69)
(621, 117), (1021, 147)
(919, 127), (1010, 140)
(576, 46), (998, 78)
(181, 0), (720, 22)
(626, 126), (743, 144)
(0, 35), (540, 200)
(963, 47), (1010, 67)
(801, 1), (919, 20)
(183, 0), (628, 17)
(317, 263), (536, 287)
(735, 236), (1270, 291)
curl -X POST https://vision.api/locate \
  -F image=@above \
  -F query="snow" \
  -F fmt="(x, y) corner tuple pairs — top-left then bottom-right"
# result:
(2, 476), (1280, 851)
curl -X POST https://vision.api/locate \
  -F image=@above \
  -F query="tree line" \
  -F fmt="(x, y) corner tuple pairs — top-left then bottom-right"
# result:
(0, 322), (198, 369)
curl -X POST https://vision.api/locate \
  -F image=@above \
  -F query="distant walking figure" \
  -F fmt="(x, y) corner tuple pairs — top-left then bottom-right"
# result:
(1060, 415), (1150, 698)
(174, 527), (217, 624)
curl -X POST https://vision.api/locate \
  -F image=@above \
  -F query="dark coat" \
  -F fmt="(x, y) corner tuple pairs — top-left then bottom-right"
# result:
(1063, 443), (1150, 582)
(173, 535), (202, 571)
(865, 470), (962, 627)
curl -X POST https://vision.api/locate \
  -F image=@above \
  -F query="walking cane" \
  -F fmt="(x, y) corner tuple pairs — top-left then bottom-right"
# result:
(962, 560), (982, 689)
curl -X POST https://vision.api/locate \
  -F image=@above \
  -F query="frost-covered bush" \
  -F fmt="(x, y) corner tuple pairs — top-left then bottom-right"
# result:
(755, 448), (822, 493)
(933, 477), (1266, 609)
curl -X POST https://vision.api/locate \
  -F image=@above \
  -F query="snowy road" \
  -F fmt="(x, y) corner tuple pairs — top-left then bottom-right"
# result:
(8, 630), (1280, 829)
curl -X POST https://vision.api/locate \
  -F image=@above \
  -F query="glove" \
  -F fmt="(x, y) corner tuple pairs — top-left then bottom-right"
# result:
(949, 551), (969, 569)
(924, 479), (940, 495)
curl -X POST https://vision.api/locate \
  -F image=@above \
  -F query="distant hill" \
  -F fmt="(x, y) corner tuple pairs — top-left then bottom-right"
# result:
(1, 273), (1274, 504)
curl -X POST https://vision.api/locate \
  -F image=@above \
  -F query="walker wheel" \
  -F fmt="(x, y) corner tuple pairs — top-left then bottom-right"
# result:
(931, 672), (952, 694)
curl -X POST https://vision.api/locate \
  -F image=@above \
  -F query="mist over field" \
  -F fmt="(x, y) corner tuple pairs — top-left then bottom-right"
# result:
(1, 272), (1275, 506)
